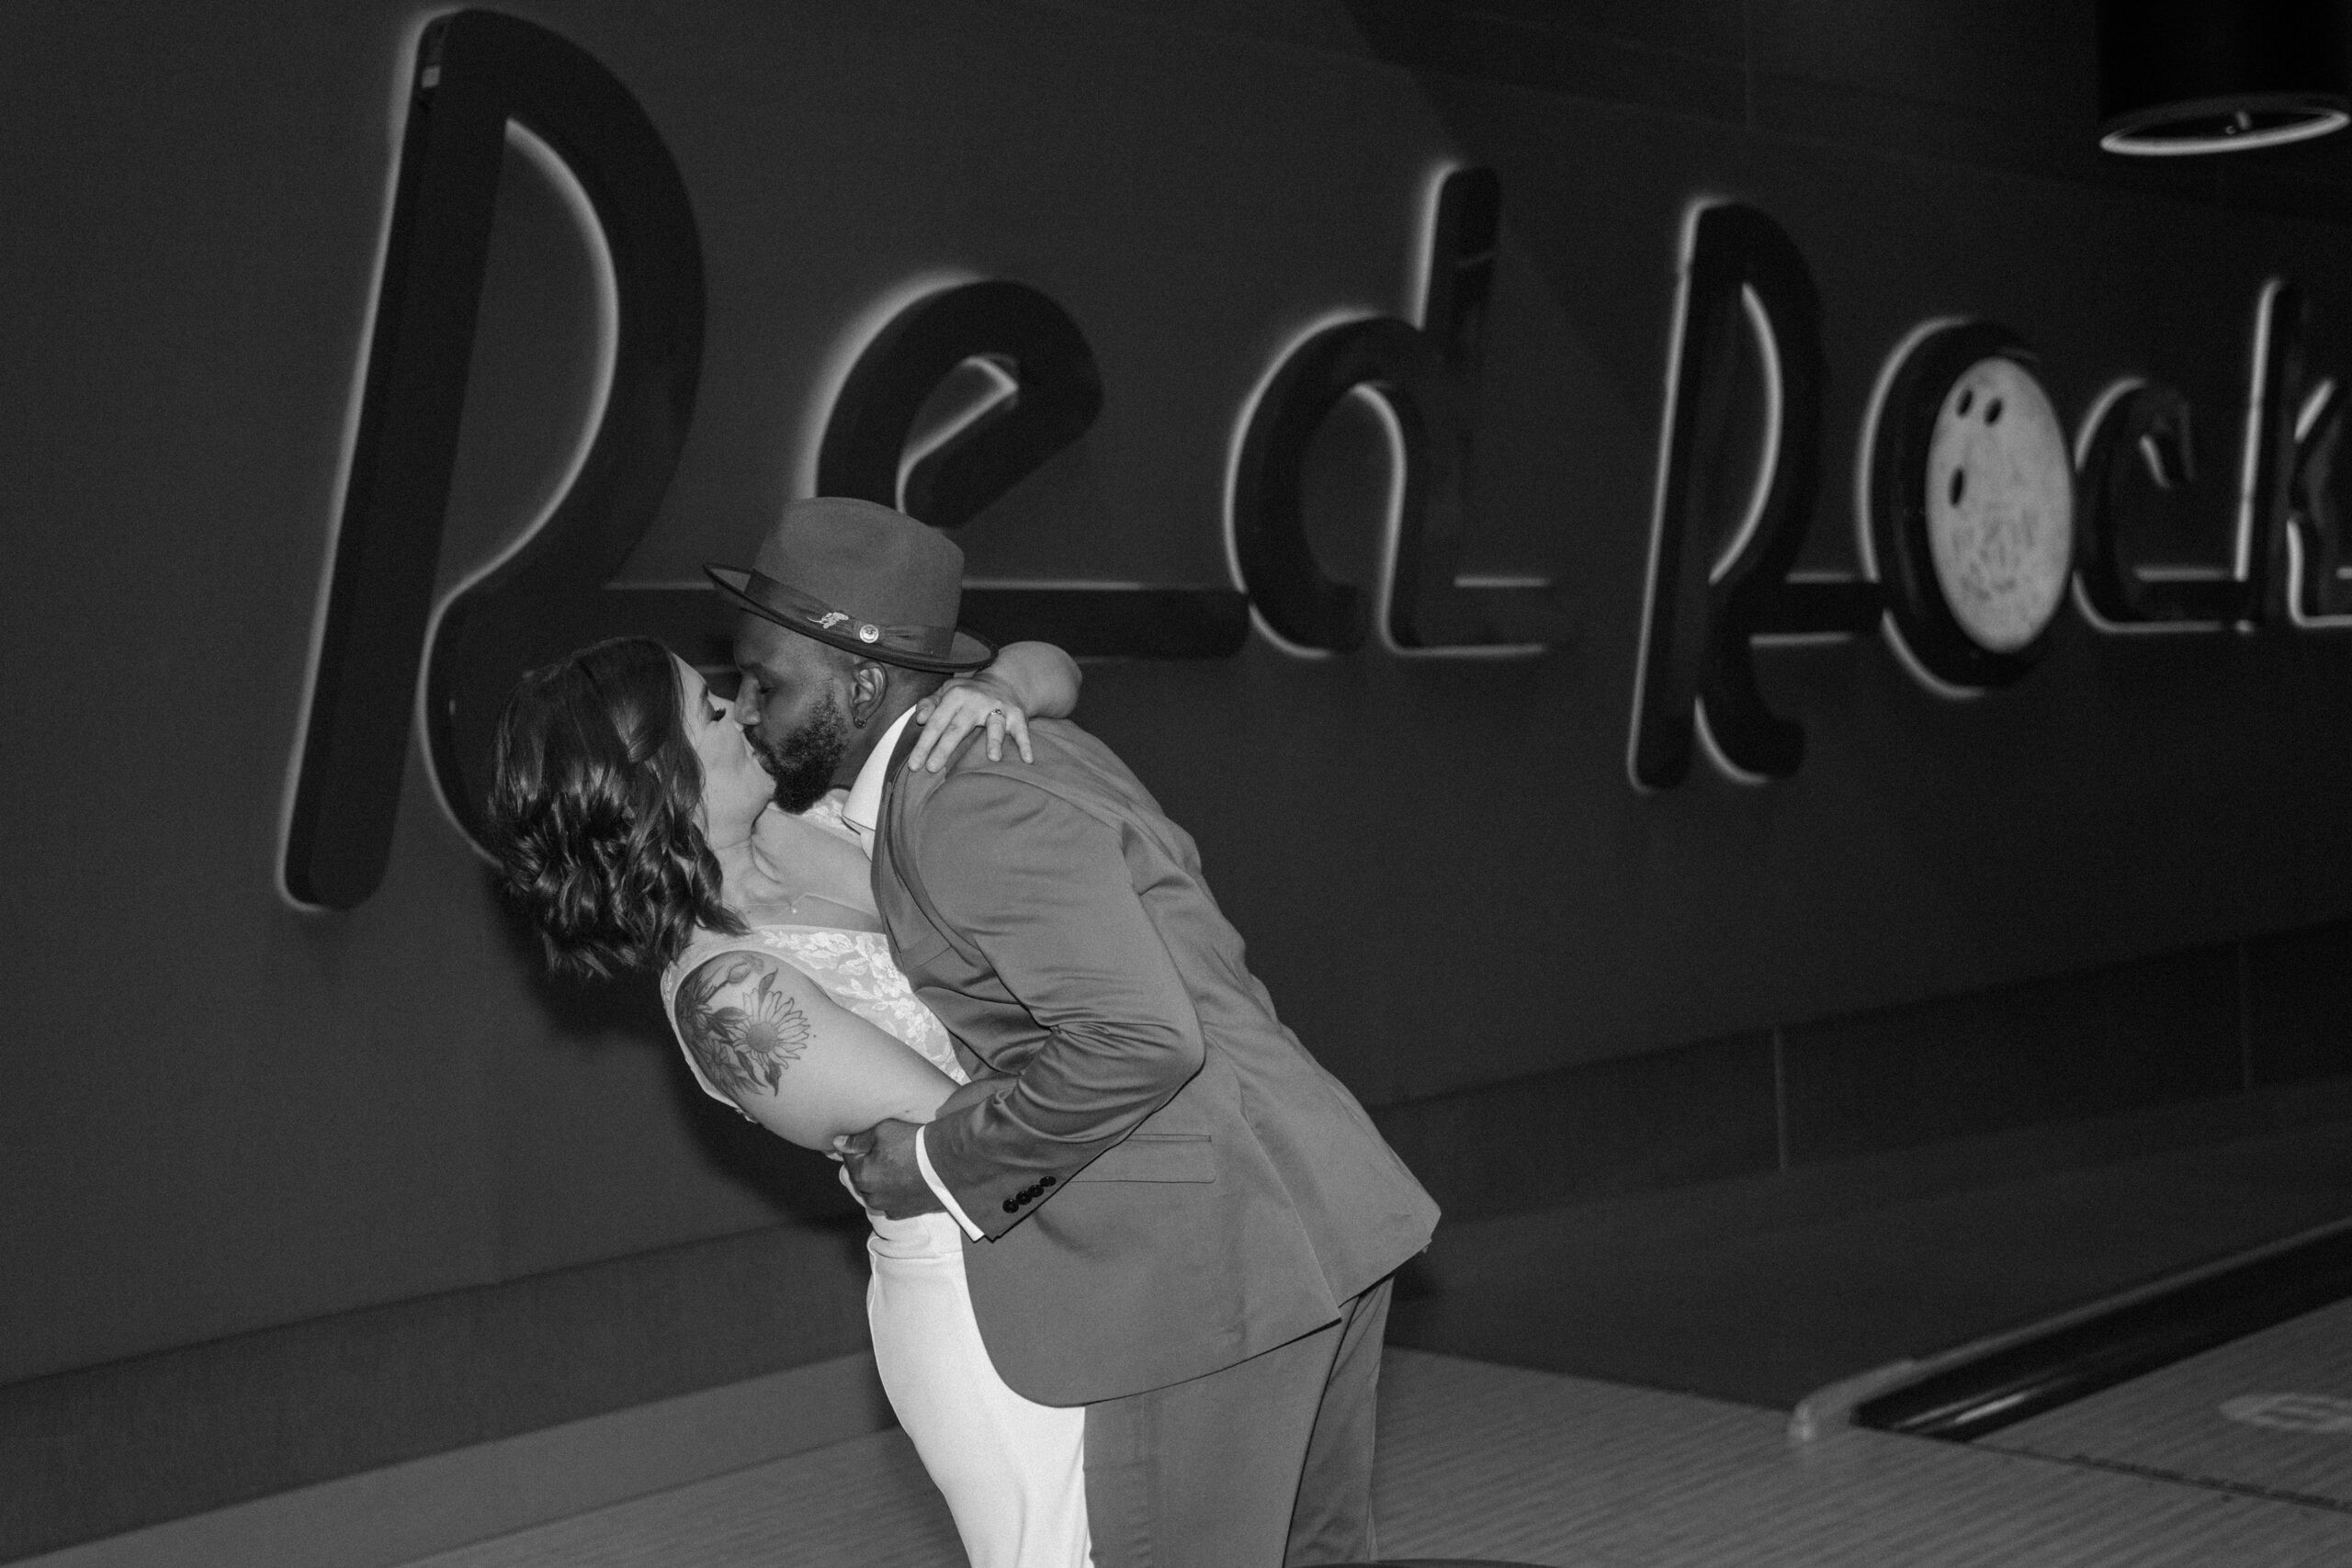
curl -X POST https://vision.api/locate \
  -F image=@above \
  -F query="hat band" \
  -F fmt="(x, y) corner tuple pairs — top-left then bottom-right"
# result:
(740, 570), (957, 659)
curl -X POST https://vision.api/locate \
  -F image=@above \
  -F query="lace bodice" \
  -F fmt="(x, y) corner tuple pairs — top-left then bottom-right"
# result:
(659, 922), (967, 1114)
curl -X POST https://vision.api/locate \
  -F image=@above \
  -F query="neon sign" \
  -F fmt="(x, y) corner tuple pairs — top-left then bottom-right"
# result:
(1628, 202), (2352, 791)
(280, 10), (1569, 908)
(283, 8), (2352, 911)
(282, 10), (702, 912)
(1227, 165), (1564, 656)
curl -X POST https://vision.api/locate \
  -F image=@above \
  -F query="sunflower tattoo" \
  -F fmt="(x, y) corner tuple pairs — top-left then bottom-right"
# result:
(676, 955), (812, 1102)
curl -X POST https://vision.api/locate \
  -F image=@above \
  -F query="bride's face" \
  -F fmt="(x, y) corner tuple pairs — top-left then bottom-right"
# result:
(673, 654), (771, 844)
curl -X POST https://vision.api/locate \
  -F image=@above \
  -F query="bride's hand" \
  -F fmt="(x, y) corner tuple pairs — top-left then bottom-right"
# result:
(907, 672), (1034, 772)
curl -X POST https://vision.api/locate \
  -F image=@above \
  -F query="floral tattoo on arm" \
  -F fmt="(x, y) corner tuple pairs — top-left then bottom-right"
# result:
(676, 955), (812, 1102)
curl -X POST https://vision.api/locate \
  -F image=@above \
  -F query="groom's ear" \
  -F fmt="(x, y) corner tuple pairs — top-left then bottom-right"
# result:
(846, 660), (892, 727)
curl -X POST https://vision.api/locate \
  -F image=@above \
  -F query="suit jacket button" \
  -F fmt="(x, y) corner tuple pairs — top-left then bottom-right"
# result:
(1040, 1175), (1056, 1188)
(1002, 1198), (1019, 1213)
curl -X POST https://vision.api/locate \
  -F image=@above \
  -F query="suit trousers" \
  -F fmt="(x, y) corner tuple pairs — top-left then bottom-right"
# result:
(1081, 1275), (1393, 1568)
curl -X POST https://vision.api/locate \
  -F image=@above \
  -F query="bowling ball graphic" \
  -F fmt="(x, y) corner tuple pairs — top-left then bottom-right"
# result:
(1871, 322), (2075, 689)
(1926, 358), (2073, 652)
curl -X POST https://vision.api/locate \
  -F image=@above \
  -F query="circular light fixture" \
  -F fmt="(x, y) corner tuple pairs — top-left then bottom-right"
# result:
(2100, 99), (2349, 156)
(2099, 0), (2350, 156)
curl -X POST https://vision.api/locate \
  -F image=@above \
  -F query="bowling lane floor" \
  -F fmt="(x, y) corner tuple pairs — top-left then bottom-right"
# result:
(1389, 1078), (2352, 1408)
(391, 1083), (2352, 1568)
(1980, 1294), (2352, 1514)
(396, 1348), (2352, 1568)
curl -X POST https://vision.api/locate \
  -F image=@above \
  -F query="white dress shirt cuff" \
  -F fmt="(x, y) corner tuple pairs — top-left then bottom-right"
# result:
(915, 1124), (985, 1241)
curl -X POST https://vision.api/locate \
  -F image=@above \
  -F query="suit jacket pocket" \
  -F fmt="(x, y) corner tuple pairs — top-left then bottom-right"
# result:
(1069, 1132), (1215, 1183)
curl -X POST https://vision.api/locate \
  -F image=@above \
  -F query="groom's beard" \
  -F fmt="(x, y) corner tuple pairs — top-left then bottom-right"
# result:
(750, 694), (853, 814)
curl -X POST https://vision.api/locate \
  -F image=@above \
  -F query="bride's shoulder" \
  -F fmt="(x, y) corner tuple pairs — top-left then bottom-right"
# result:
(666, 917), (848, 993)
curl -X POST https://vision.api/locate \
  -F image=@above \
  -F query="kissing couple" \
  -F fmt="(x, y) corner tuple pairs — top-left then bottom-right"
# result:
(488, 497), (1437, 1567)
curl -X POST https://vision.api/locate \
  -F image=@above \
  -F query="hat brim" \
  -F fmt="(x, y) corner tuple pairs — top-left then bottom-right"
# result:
(705, 566), (997, 673)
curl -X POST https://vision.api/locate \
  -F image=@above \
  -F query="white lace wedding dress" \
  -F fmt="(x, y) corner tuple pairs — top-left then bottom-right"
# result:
(662, 921), (1091, 1568)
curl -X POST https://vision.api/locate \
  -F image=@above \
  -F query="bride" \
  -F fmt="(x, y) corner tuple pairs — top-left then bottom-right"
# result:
(485, 633), (1091, 1568)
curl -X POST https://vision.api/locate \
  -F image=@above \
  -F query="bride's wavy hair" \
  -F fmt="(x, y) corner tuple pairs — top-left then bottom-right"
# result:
(485, 637), (746, 977)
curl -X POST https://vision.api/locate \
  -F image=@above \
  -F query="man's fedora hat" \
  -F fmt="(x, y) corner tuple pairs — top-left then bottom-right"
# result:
(705, 497), (995, 674)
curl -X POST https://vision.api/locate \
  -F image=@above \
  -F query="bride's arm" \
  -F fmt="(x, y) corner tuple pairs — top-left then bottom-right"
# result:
(933, 1068), (1012, 1120)
(672, 950), (956, 1150)
(906, 641), (1080, 772)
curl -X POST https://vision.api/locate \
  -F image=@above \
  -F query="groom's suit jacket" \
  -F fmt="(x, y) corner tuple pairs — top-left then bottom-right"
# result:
(873, 716), (1438, 1407)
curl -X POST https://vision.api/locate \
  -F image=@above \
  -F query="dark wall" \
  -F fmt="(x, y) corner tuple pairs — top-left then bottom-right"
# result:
(13, 1), (2352, 1548)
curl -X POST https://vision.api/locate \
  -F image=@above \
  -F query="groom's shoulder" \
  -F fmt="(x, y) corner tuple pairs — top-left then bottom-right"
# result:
(896, 716), (1147, 826)
(946, 716), (1106, 796)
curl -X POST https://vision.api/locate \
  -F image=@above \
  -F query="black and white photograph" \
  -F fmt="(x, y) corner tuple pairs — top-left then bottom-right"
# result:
(8, 4), (2352, 1565)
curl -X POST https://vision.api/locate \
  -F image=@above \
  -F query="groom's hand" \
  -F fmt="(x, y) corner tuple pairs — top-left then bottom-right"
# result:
(834, 1119), (945, 1220)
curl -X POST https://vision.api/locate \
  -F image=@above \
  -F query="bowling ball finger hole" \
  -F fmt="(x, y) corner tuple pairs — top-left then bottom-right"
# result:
(1949, 467), (1966, 506)
(1986, 397), (2004, 425)
(1957, 389), (1974, 415)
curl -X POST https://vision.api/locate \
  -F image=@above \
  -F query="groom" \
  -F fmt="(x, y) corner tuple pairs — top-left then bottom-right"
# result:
(707, 497), (1438, 1567)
